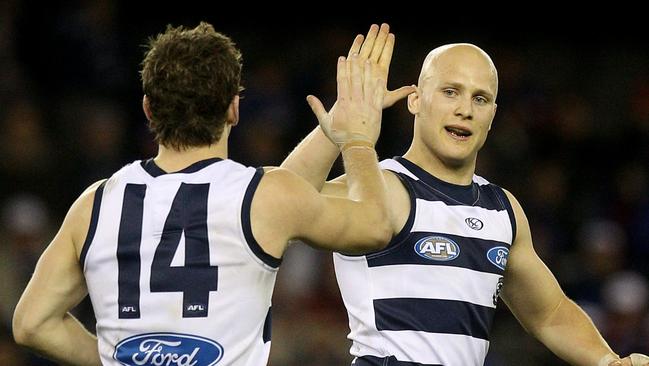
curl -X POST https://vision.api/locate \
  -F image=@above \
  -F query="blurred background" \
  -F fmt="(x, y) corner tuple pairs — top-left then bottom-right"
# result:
(1, 1), (648, 364)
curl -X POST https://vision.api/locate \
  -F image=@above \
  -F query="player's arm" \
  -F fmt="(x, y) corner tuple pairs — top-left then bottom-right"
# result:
(500, 190), (648, 366)
(280, 23), (413, 191)
(12, 181), (104, 366)
(254, 47), (394, 255)
(254, 154), (392, 255)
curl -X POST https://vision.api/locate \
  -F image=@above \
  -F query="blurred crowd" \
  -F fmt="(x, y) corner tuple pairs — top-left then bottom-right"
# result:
(1, 1), (648, 365)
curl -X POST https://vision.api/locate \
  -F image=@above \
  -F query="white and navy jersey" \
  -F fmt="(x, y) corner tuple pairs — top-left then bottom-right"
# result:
(335, 157), (516, 366)
(80, 158), (279, 366)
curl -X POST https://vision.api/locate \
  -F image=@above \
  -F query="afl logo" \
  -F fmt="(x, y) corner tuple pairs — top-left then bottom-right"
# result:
(414, 236), (460, 261)
(465, 217), (484, 230)
(487, 246), (509, 270)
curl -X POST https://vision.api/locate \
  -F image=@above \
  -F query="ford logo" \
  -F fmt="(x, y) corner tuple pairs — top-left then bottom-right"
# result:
(414, 236), (460, 261)
(487, 246), (509, 270)
(114, 333), (223, 366)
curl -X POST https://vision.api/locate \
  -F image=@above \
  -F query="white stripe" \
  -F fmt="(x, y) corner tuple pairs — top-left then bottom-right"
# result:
(379, 159), (419, 181)
(472, 174), (490, 186)
(370, 264), (500, 308)
(413, 199), (513, 244)
(372, 330), (489, 366)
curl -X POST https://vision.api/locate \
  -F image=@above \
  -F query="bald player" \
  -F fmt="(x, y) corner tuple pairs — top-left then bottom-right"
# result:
(281, 25), (649, 366)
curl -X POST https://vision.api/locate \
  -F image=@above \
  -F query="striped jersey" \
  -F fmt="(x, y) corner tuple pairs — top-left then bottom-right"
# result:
(80, 158), (280, 366)
(334, 157), (516, 366)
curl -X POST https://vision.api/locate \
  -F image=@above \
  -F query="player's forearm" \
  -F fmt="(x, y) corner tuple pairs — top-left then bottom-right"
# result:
(341, 145), (391, 242)
(280, 126), (339, 191)
(535, 297), (616, 366)
(15, 312), (100, 366)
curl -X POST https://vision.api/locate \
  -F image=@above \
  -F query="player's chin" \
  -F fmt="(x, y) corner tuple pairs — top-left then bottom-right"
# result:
(439, 151), (475, 169)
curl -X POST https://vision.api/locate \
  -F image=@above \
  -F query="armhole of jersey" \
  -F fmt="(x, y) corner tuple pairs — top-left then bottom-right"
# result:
(241, 167), (282, 268)
(387, 172), (417, 246)
(80, 180), (107, 270)
(352, 171), (416, 259)
(491, 185), (517, 244)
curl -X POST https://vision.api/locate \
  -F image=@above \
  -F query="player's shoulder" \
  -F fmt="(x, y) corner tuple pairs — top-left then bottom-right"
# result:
(72, 179), (107, 216)
(59, 179), (107, 254)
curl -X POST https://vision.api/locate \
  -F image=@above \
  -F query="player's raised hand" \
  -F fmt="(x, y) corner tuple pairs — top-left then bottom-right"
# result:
(315, 53), (384, 149)
(306, 23), (413, 147)
(348, 23), (414, 108)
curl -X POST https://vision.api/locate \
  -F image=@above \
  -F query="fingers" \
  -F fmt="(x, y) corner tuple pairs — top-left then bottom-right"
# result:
(350, 54), (363, 102)
(358, 24), (379, 59)
(383, 85), (417, 108)
(347, 34), (364, 58)
(363, 59), (374, 103)
(369, 23), (390, 62)
(336, 56), (349, 101)
(306, 95), (327, 122)
(379, 33), (395, 72)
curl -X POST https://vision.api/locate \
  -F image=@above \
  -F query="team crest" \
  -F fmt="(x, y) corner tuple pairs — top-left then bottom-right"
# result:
(465, 217), (484, 230)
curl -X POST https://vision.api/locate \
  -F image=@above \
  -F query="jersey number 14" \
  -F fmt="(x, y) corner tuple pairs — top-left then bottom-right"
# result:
(117, 183), (218, 319)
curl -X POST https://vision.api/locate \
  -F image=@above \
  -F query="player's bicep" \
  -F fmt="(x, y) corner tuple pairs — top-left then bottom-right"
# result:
(14, 181), (101, 333)
(500, 190), (565, 332)
(321, 175), (348, 197)
(14, 218), (89, 334)
(297, 191), (387, 254)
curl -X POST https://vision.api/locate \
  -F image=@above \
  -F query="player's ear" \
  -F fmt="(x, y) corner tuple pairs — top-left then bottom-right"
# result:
(407, 86), (421, 115)
(226, 95), (239, 126)
(488, 103), (497, 131)
(142, 95), (153, 121)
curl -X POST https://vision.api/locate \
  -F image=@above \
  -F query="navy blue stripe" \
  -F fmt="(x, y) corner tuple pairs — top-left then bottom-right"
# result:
(241, 168), (282, 268)
(263, 307), (272, 343)
(395, 156), (505, 212)
(354, 355), (442, 366)
(374, 298), (494, 340)
(117, 184), (147, 319)
(141, 158), (223, 177)
(367, 231), (508, 275)
(80, 180), (106, 269)
(409, 180), (504, 211)
(490, 185), (517, 242)
(396, 157), (476, 205)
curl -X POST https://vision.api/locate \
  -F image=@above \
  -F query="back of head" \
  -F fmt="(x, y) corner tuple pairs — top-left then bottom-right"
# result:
(418, 43), (498, 99)
(141, 22), (242, 150)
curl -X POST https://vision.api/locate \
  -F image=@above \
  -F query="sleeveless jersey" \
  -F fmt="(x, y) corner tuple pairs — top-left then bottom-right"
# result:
(80, 158), (279, 366)
(334, 157), (516, 366)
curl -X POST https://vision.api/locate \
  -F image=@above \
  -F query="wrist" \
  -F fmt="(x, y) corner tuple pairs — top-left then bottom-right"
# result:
(341, 140), (375, 153)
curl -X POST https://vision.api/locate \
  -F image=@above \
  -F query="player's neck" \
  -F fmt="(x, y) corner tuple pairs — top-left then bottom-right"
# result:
(154, 141), (227, 173)
(403, 145), (475, 186)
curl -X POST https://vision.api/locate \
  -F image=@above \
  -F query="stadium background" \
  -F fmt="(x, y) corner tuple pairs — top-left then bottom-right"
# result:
(1, 2), (648, 364)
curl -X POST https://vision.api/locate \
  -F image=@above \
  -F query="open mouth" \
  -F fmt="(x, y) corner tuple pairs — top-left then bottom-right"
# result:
(444, 126), (472, 139)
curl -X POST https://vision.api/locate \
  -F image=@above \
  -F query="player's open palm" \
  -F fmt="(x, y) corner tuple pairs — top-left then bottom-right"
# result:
(306, 23), (414, 146)
(346, 23), (414, 108)
(319, 53), (384, 148)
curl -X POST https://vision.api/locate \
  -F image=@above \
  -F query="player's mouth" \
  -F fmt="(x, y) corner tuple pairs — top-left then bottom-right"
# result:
(444, 125), (472, 141)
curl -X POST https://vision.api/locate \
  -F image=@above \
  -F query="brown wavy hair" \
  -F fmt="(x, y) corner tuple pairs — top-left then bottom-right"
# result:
(141, 22), (243, 150)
